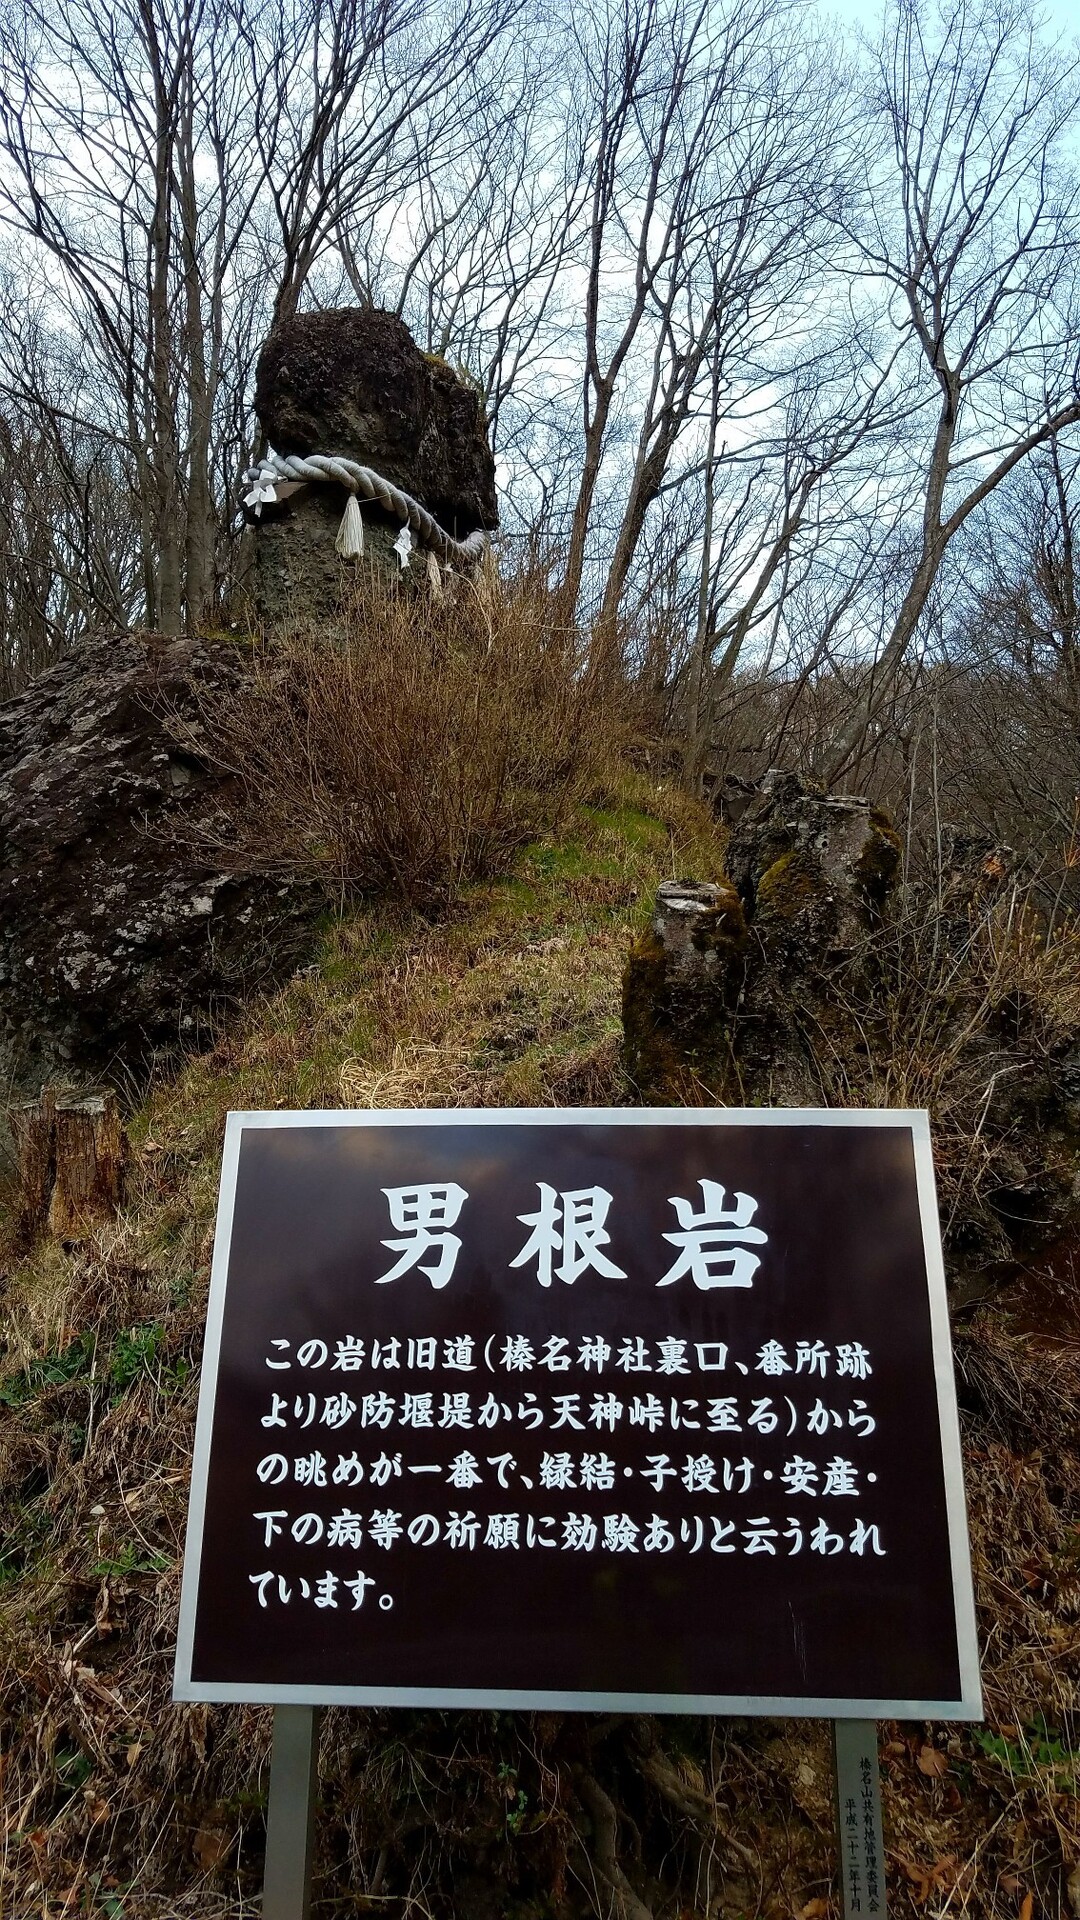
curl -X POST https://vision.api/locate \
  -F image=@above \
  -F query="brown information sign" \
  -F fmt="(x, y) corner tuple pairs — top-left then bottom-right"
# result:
(174, 1109), (981, 1716)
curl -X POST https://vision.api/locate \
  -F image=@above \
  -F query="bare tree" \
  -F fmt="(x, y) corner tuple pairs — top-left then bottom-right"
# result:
(334, 39), (585, 466)
(0, 295), (141, 688)
(928, 435), (1080, 877)
(822, 0), (1080, 780)
(0, 0), (519, 639)
(678, 323), (912, 780)
(551, 0), (847, 636)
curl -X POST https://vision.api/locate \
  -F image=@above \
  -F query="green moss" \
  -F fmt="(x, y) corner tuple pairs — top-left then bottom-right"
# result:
(621, 917), (741, 1102)
(579, 802), (667, 853)
(521, 840), (595, 880)
(754, 849), (822, 920)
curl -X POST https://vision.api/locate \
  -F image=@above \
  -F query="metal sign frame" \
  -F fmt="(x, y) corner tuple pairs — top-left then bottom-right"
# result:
(173, 1106), (982, 1721)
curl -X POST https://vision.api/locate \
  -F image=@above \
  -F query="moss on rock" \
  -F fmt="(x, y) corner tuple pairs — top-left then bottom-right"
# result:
(621, 888), (744, 1101)
(753, 850), (823, 923)
(689, 879), (749, 954)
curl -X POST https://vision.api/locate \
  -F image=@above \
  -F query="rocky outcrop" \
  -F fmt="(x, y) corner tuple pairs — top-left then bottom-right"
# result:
(0, 634), (319, 1088)
(622, 880), (748, 1099)
(624, 771), (900, 1103)
(725, 770), (901, 951)
(250, 308), (497, 628)
(623, 770), (1080, 1274)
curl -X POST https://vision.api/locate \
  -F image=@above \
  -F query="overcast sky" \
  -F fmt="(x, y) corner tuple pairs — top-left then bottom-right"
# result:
(821, 0), (1080, 44)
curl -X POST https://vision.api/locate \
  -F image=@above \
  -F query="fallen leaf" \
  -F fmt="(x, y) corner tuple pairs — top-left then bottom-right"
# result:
(126, 1741), (142, 1767)
(193, 1824), (231, 1871)
(917, 1745), (948, 1777)
(899, 1855), (960, 1905)
(898, 1857), (932, 1902)
(1019, 1895), (1034, 1920)
(796, 1900), (830, 1918)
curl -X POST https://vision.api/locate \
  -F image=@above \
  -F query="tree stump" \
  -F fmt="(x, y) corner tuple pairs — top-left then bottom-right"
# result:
(10, 1088), (126, 1240)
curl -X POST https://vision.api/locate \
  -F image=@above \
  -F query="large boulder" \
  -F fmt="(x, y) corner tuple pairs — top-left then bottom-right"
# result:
(249, 308), (497, 629)
(624, 771), (901, 1103)
(724, 769), (901, 955)
(0, 635), (319, 1088)
(255, 307), (497, 534)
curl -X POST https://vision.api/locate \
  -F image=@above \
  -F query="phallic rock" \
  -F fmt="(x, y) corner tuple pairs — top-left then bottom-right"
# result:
(0, 633), (320, 1089)
(250, 308), (497, 628)
(622, 881), (747, 1098)
(624, 770), (1080, 1277)
(248, 482), (407, 632)
(256, 308), (497, 532)
(647, 881), (744, 976)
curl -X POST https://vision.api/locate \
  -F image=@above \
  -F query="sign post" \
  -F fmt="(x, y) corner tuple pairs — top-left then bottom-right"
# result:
(833, 1719), (887, 1917)
(174, 1108), (980, 1914)
(263, 1706), (321, 1920)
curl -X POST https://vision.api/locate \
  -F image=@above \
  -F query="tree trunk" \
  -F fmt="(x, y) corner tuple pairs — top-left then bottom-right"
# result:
(554, 391), (612, 634)
(10, 1087), (57, 1236)
(11, 1089), (126, 1241)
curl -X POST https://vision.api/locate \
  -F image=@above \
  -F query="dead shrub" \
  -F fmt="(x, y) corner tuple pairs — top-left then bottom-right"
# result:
(811, 877), (1080, 1262)
(184, 567), (627, 908)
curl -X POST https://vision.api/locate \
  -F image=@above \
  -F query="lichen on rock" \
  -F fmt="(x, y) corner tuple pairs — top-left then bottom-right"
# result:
(623, 770), (1080, 1283)
(0, 633), (320, 1090)
(623, 772), (900, 1103)
(622, 879), (747, 1102)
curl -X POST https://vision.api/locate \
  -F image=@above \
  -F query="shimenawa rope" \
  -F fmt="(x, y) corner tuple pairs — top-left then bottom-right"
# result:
(241, 450), (491, 573)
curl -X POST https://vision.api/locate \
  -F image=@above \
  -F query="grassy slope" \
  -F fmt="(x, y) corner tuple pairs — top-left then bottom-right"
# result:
(1, 787), (1077, 1920)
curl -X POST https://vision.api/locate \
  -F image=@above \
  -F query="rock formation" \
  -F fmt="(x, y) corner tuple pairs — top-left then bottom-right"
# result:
(249, 307), (498, 627)
(0, 313), (501, 1088)
(624, 771), (901, 1103)
(624, 770), (1080, 1275)
(0, 633), (318, 1089)
(10, 1087), (127, 1241)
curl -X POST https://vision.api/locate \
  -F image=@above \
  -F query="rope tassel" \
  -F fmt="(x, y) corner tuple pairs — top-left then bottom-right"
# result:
(335, 493), (365, 559)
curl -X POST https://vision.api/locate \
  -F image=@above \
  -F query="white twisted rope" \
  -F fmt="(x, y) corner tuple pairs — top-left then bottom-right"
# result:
(242, 449), (491, 569)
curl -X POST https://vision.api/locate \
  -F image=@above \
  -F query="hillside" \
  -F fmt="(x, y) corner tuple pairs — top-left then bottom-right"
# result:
(1, 787), (1078, 1920)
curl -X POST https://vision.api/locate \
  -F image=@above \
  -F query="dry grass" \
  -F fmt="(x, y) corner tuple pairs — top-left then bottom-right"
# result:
(177, 565), (638, 909)
(0, 786), (727, 1916)
(797, 878), (1080, 1265)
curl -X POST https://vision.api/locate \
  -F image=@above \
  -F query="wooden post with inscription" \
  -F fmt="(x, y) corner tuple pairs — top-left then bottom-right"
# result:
(833, 1720), (887, 1917)
(175, 1107), (980, 1917)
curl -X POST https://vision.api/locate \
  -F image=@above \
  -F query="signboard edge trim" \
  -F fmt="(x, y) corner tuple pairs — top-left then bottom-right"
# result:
(172, 1111), (246, 1698)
